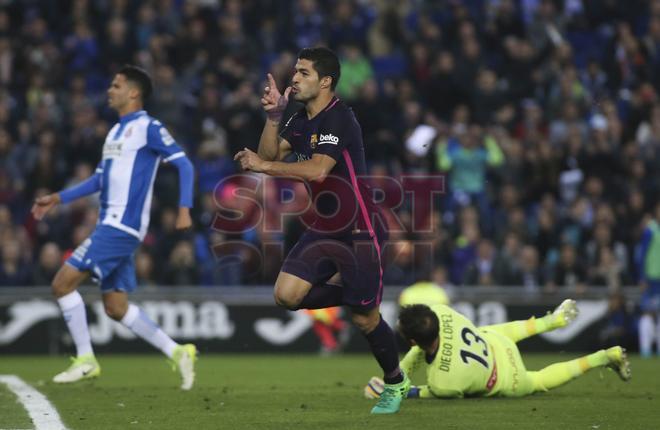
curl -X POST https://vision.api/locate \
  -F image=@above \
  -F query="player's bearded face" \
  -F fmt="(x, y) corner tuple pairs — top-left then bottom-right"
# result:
(291, 59), (321, 103)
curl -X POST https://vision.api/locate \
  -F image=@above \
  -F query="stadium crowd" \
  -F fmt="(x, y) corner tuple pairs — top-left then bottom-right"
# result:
(0, 0), (659, 301)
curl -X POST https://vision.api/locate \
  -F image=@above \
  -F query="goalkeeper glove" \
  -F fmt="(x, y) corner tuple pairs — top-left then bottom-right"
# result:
(363, 376), (384, 399)
(407, 386), (420, 398)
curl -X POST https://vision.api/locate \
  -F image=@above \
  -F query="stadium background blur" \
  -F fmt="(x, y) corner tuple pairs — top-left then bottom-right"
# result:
(0, 0), (658, 344)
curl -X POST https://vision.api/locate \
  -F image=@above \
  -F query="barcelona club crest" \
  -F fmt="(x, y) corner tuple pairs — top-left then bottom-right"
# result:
(310, 133), (318, 149)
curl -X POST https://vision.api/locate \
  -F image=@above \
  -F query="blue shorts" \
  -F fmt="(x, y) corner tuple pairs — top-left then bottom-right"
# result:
(640, 281), (660, 313)
(66, 225), (141, 293)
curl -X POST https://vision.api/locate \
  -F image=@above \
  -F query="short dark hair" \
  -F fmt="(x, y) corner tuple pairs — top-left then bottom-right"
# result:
(398, 304), (439, 348)
(118, 65), (152, 101)
(298, 47), (341, 90)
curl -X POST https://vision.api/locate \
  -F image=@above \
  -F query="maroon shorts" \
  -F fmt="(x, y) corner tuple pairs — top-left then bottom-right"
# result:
(281, 225), (387, 310)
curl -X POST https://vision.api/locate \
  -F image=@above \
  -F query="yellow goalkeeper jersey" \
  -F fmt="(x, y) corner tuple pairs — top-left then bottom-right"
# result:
(400, 304), (498, 398)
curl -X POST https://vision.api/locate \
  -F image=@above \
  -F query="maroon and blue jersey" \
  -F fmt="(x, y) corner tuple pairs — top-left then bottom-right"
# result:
(279, 96), (387, 309)
(280, 97), (379, 236)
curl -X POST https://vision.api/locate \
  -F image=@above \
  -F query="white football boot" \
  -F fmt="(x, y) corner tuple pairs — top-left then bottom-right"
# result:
(53, 354), (101, 383)
(172, 344), (197, 390)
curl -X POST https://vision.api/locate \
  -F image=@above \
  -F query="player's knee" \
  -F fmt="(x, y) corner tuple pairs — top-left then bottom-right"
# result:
(273, 290), (301, 310)
(273, 281), (306, 310)
(104, 302), (127, 321)
(51, 275), (73, 298)
(51, 279), (64, 297)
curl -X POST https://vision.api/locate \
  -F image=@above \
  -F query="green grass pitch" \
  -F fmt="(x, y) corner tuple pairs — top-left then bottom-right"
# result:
(1, 354), (658, 430)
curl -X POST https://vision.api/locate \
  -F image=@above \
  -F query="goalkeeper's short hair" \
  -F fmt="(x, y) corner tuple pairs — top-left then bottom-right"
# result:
(398, 304), (439, 349)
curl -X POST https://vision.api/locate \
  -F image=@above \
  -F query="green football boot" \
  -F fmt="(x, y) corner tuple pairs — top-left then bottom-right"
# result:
(370, 372), (410, 414)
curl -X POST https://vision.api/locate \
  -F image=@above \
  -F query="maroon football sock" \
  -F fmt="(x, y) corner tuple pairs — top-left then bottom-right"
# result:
(364, 316), (403, 384)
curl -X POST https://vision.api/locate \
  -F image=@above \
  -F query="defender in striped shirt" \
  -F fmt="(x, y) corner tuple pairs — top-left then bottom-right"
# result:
(31, 65), (197, 389)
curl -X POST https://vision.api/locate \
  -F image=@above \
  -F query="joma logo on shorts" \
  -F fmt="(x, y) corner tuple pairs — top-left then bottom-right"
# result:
(319, 133), (339, 145)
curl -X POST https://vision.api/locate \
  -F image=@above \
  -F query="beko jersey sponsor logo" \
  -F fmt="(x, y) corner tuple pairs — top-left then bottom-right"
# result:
(319, 133), (339, 145)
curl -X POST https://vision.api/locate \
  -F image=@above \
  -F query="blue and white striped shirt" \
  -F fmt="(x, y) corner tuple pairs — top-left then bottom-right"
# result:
(96, 110), (186, 240)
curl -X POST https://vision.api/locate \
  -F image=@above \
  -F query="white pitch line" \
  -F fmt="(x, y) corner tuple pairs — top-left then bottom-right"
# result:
(0, 375), (67, 430)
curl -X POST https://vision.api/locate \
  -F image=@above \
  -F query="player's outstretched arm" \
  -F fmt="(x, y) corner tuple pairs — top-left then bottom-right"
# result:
(31, 193), (61, 220)
(32, 172), (102, 219)
(258, 73), (292, 161)
(414, 385), (459, 399)
(400, 345), (426, 377)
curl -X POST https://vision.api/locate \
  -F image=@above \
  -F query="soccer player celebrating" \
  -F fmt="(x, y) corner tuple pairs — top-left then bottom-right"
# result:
(31, 65), (197, 390)
(364, 300), (631, 400)
(234, 47), (409, 414)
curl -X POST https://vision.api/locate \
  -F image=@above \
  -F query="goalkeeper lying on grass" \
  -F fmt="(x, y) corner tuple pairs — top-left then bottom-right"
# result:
(364, 300), (631, 400)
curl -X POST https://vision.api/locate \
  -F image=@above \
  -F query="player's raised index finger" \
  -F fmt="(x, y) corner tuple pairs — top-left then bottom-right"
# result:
(267, 73), (278, 92)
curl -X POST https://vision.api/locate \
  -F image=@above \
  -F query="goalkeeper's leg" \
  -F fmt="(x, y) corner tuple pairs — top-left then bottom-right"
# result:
(481, 299), (578, 343)
(528, 346), (631, 393)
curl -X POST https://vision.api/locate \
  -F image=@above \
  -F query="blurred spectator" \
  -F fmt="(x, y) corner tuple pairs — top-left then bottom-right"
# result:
(290, 0), (324, 50)
(437, 124), (504, 226)
(336, 44), (373, 101)
(135, 249), (156, 287)
(585, 222), (629, 280)
(637, 204), (660, 357)
(102, 17), (133, 73)
(383, 240), (416, 286)
(150, 64), (183, 135)
(533, 206), (560, 263)
(494, 232), (523, 285)
(636, 103), (660, 152)
(152, 208), (183, 265)
(195, 141), (234, 195)
(224, 80), (262, 155)
(367, 4), (405, 57)
(326, 0), (368, 50)
(471, 68), (507, 125)
(464, 238), (497, 286)
(31, 241), (61, 285)
(352, 80), (401, 163)
(589, 246), (625, 291)
(512, 245), (545, 293)
(0, 238), (31, 286)
(425, 51), (462, 121)
(449, 221), (480, 285)
(161, 240), (198, 286)
(599, 292), (636, 350)
(546, 242), (587, 294)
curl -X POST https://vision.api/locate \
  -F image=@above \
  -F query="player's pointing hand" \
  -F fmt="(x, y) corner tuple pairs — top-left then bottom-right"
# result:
(261, 73), (291, 123)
